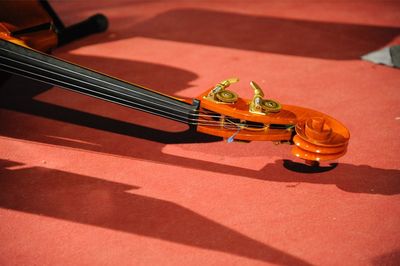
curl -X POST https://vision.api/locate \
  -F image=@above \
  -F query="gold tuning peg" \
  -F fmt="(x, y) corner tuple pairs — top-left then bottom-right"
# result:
(249, 81), (281, 115)
(250, 81), (264, 98)
(205, 77), (239, 104)
(219, 77), (240, 89)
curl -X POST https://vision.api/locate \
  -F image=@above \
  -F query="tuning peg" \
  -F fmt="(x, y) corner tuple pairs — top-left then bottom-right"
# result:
(205, 77), (239, 104)
(250, 81), (264, 98)
(219, 77), (239, 89)
(249, 81), (281, 115)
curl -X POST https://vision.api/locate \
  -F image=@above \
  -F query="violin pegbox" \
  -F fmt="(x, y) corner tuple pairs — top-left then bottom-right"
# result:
(196, 78), (294, 141)
(204, 77), (239, 104)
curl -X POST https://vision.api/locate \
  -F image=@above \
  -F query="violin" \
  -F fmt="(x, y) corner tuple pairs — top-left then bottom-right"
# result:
(0, 1), (350, 166)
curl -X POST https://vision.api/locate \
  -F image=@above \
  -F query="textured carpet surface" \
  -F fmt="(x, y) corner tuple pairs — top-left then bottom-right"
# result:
(1, 1), (400, 265)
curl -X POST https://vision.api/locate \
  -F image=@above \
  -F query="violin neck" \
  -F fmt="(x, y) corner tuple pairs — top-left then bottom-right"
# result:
(0, 39), (198, 124)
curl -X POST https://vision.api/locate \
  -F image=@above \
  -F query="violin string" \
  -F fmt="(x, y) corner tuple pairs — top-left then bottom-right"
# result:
(0, 49), (233, 123)
(0, 63), (268, 131)
(0, 58), (269, 131)
(0, 60), (189, 121)
(0, 54), (201, 120)
(1, 45), (266, 126)
(0, 40), (276, 130)
(0, 44), (271, 129)
(0, 46), (269, 129)
(0, 62), (244, 129)
(0, 65), (267, 132)
(0, 47), (194, 111)
(0, 61), (246, 127)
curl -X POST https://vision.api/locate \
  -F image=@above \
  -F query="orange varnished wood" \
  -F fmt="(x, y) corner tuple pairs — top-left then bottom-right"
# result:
(197, 125), (293, 142)
(196, 88), (350, 161)
(292, 135), (347, 154)
(291, 146), (347, 162)
(0, 1), (57, 52)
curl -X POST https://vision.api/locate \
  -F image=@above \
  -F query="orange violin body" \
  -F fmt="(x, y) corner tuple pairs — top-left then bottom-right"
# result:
(0, 1), (350, 166)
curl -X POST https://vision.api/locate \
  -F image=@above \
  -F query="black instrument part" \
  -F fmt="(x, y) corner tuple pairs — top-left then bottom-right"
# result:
(0, 39), (195, 124)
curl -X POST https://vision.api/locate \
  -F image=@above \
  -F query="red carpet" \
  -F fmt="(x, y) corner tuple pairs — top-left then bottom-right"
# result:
(1, 1), (400, 265)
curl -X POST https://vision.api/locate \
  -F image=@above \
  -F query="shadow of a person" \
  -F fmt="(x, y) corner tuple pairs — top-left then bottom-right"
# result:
(0, 159), (311, 265)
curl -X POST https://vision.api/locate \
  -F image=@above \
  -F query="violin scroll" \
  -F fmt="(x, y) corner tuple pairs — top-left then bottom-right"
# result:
(292, 117), (349, 163)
